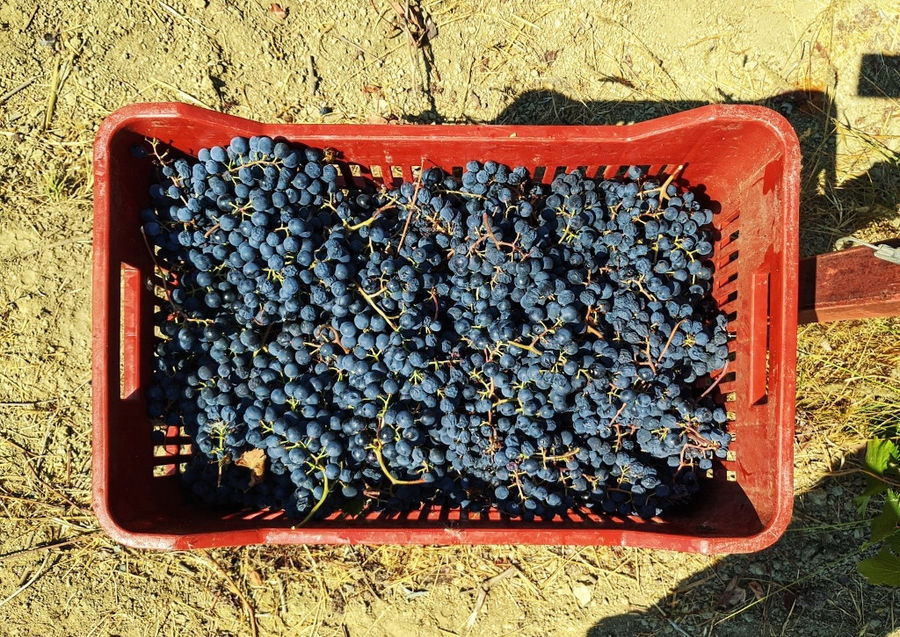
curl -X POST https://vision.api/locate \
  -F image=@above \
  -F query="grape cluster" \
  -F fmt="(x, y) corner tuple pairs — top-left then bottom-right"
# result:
(142, 136), (731, 522)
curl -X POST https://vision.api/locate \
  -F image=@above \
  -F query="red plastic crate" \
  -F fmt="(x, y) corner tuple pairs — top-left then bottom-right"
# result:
(92, 103), (800, 552)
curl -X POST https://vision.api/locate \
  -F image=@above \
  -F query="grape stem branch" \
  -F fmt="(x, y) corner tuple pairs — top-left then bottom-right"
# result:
(356, 286), (400, 332)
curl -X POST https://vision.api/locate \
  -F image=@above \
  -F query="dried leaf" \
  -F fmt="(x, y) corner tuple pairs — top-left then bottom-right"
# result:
(425, 18), (437, 41)
(217, 456), (228, 488)
(236, 448), (267, 487)
(716, 576), (746, 608)
(386, 0), (432, 48)
(247, 568), (264, 586)
(747, 580), (765, 600)
(363, 84), (383, 95)
(269, 2), (288, 19)
(782, 590), (797, 610)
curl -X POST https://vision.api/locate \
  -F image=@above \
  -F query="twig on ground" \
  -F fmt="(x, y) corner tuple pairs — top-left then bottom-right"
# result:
(0, 431), (84, 510)
(198, 550), (260, 637)
(0, 531), (100, 563)
(43, 60), (61, 131)
(0, 78), (35, 106)
(0, 553), (52, 609)
(465, 566), (516, 630)
(652, 602), (691, 637)
(151, 78), (213, 109)
(2, 236), (91, 262)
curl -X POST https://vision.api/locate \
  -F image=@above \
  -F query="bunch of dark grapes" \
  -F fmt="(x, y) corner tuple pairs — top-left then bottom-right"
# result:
(141, 136), (731, 522)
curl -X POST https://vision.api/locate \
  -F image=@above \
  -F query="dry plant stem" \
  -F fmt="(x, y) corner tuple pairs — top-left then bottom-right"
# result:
(478, 213), (526, 257)
(607, 403), (628, 428)
(505, 340), (542, 355)
(641, 164), (685, 200)
(481, 214), (504, 248)
(466, 566), (517, 630)
(652, 602), (692, 637)
(43, 59), (61, 131)
(346, 199), (398, 230)
(225, 158), (283, 174)
(0, 553), (52, 610)
(0, 78), (34, 105)
(659, 165), (685, 201)
(699, 359), (730, 398)
(0, 399), (56, 407)
(371, 414), (426, 485)
(139, 226), (178, 301)
(683, 425), (718, 449)
(712, 549), (866, 628)
(0, 531), (100, 563)
(827, 467), (900, 488)
(4, 237), (91, 262)
(199, 550), (259, 637)
(314, 324), (350, 354)
(430, 287), (440, 320)
(657, 319), (686, 365)
(644, 339), (657, 374)
(0, 433), (83, 511)
(0, 493), (72, 510)
(396, 165), (424, 253)
(584, 306), (606, 339)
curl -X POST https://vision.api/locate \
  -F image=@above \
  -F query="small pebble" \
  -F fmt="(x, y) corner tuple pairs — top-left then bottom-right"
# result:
(573, 582), (593, 607)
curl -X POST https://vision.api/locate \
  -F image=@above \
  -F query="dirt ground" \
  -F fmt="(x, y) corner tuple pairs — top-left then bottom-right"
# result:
(0, 0), (898, 635)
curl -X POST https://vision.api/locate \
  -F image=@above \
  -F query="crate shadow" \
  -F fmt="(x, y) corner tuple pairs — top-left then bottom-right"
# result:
(585, 451), (885, 636)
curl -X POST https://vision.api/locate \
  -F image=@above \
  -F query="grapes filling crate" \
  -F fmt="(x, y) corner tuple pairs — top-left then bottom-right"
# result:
(93, 102), (803, 553)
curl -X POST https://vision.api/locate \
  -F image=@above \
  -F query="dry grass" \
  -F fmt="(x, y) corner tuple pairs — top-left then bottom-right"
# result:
(0, 0), (899, 635)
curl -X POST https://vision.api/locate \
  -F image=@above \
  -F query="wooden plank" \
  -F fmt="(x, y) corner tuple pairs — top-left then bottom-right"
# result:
(798, 240), (900, 324)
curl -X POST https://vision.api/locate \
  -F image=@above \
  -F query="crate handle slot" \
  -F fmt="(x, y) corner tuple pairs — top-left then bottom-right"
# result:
(120, 263), (142, 400)
(747, 271), (770, 405)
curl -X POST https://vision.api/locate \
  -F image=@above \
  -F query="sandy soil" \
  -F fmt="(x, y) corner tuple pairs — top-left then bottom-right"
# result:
(0, 0), (898, 635)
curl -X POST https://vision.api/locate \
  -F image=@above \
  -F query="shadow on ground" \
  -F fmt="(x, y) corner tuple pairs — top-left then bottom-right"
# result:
(585, 460), (889, 636)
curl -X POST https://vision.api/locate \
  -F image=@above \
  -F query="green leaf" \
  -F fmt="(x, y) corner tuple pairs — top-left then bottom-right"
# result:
(856, 440), (899, 514)
(866, 439), (899, 475)
(871, 491), (900, 542)
(884, 531), (900, 552)
(859, 545), (900, 586)
(857, 476), (891, 515)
